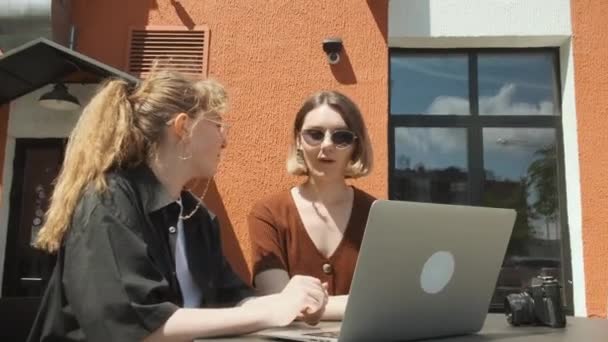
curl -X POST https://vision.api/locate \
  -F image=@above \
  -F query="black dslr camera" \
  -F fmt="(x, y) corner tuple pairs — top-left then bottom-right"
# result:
(504, 275), (566, 328)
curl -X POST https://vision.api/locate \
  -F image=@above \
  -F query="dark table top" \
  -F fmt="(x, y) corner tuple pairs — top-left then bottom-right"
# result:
(196, 313), (608, 341)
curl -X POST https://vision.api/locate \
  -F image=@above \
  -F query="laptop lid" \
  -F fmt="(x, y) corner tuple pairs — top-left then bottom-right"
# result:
(339, 200), (516, 341)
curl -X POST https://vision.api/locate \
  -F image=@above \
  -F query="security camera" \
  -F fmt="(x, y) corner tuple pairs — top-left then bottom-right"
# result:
(323, 38), (343, 65)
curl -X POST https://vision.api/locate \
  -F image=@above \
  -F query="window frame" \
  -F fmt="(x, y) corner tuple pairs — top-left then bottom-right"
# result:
(388, 48), (574, 314)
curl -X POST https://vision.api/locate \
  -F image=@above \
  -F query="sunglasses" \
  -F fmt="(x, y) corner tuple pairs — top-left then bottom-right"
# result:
(300, 129), (357, 149)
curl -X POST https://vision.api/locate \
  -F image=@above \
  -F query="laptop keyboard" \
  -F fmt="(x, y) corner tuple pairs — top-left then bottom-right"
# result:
(304, 331), (340, 339)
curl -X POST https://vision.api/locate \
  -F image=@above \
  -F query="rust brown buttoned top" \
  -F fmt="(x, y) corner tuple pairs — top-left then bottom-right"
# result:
(248, 187), (376, 295)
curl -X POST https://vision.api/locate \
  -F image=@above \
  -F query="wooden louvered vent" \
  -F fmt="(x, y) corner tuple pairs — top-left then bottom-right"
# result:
(127, 26), (209, 77)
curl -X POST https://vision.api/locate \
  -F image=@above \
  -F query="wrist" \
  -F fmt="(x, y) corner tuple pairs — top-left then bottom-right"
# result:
(244, 294), (281, 328)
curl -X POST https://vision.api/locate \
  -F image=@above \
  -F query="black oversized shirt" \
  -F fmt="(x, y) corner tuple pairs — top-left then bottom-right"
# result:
(28, 166), (253, 342)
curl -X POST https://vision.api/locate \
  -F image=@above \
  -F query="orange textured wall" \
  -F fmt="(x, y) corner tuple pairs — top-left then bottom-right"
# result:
(72, 0), (389, 280)
(571, 0), (608, 318)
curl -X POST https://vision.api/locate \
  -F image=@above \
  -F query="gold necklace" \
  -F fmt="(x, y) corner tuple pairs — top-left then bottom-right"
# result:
(179, 178), (212, 220)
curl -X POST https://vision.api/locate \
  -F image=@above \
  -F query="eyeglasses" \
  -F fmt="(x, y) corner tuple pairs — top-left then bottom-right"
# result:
(166, 116), (230, 137)
(300, 129), (357, 149)
(203, 117), (230, 137)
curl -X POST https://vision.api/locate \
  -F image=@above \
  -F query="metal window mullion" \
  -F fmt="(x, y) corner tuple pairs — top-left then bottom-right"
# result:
(469, 53), (484, 205)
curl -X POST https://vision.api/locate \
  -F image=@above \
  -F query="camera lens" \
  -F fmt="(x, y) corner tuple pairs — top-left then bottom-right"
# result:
(328, 52), (340, 64)
(505, 293), (535, 326)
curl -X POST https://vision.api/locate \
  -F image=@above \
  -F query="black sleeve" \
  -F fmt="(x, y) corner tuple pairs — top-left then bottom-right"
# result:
(63, 203), (178, 342)
(211, 216), (255, 306)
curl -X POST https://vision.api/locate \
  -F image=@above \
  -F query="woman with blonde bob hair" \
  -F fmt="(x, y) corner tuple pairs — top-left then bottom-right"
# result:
(248, 91), (376, 323)
(28, 69), (327, 342)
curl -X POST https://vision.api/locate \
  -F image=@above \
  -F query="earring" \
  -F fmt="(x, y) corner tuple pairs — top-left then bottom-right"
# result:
(179, 139), (192, 160)
(296, 148), (305, 164)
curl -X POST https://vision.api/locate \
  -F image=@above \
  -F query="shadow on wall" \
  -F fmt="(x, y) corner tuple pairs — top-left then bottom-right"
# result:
(367, 0), (389, 43)
(196, 180), (252, 284)
(170, 0), (196, 29)
(70, 0), (159, 68)
(329, 0), (391, 85)
(331, 49), (357, 85)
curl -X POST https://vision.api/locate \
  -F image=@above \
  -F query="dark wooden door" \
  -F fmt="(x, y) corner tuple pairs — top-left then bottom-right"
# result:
(1, 138), (65, 341)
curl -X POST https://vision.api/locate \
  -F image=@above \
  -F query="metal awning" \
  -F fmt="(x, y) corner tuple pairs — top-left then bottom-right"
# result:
(0, 38), (139, 105)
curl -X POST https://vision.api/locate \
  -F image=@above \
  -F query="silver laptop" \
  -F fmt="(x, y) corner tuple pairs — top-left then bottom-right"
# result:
(256, 200), (516, 342)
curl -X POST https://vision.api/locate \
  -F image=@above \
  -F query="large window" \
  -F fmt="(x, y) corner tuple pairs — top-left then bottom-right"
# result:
(389, 49), (573, 313)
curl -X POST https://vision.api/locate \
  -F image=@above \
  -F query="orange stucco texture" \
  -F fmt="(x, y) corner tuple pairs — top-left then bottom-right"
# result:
(571, 0), (608, 318)
(72, 0), (389, 280)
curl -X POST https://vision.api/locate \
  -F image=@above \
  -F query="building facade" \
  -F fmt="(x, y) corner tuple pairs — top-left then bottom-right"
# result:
(0, 3), (606, 338)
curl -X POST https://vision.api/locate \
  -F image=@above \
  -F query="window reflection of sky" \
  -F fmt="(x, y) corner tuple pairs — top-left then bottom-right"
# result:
(395, 126), (558, 240)
(391, 52), (560, 240)
(392, 53), (562, 300)
(390, 53), (556, 116)
(484, 128), (555, 181)
(478, 54), (556, 114)
(395, 127), (467, 171)
(395, 127), (555, 181)
(485, 128), (559, 241)
(390, 55), (469, 114)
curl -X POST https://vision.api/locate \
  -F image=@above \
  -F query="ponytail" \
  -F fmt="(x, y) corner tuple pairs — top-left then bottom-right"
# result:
(36, 79), (142, 252)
